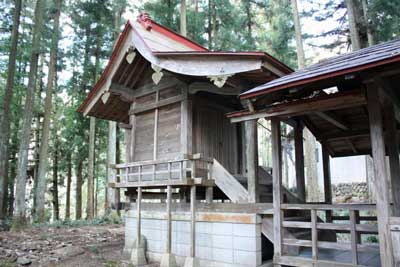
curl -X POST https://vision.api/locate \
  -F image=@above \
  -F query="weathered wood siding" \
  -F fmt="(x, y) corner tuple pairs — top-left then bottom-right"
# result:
(134, 110), (155, 161)
(193, 95), (240, 174)
(131, 78), (182, 162)
(157, 102), (181, 160)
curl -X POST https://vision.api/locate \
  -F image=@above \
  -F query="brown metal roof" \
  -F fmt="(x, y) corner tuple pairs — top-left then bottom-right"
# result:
(241, 38), (400, 99)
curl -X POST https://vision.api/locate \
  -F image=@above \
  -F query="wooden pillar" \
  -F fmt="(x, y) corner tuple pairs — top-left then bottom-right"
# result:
(245, 120), (259, 203)
(206, 161), (213, 204)
(294, 122), (305, 202)
(322, 146), (333, 223)
(161, 185), (177, 267)
(271, 118), (283, 263)
(167, 185), (172, 253)
(183, 185), (200, 267)
(107, 121), (117, 210)
(131, 186), (146, 265)
(136, 187), (142, 245)
(383, 102), (400, 216)
(180, 86), (192, 203)
(367, 83), (394, 267)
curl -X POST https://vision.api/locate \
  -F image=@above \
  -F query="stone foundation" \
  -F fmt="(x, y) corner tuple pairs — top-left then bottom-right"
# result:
(124, 210), (263, 267)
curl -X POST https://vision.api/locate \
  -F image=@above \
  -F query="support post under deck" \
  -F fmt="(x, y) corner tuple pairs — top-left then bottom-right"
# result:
(184, 185), (200, 267)
(131, 187), (147, 265)
(161, 185), (177, 267)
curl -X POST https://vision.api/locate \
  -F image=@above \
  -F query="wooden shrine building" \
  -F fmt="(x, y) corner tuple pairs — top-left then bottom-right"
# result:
(79, 13), (400, 267)
(229, 39), (400, 266)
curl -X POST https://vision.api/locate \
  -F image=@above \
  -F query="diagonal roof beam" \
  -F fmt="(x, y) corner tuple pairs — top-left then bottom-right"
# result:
(229, 90), (366, 123)
(315, 111), (349, 131)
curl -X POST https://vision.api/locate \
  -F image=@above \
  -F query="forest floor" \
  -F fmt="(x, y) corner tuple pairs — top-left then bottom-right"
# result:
(0, 224), (157, 267)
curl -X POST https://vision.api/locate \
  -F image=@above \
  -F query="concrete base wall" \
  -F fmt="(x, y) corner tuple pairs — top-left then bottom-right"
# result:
(124, 210), (263, 267)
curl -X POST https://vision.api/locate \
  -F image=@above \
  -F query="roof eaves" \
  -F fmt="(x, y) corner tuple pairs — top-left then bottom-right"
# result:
(240, 50), (400, 100)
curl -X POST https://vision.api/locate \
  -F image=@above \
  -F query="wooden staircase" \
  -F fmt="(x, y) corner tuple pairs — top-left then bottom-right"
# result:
(210, 160), (336, 257)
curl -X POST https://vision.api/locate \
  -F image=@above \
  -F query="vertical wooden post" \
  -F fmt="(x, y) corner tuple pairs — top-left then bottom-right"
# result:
(166, 185), (172, 254)
(311, 209), (318, 260)
(294, 122), (305, 202)
(383, 102), (400, 216)
(184, 185), (199, 267)
(245, 120), (259, 203)
(161, 185), (177, 267)
(367, 83), (394, 267)
(322, 146), (333, 222)
(130, 102), (136, 162)
(131, 186), (147, 265)
(322, 146), (332, 203)
(136, 187), (142, 245)
(350, 210), (359, 265)
(180, 86), (192, 203)
(190, 186), (196, 257)
(271, 118), (282, 262)
(206, 162), (213, 203)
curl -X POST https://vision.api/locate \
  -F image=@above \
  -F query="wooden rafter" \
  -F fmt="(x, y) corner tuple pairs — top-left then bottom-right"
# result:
(229, 90), (366, 123)
(315, 111), (349, 131)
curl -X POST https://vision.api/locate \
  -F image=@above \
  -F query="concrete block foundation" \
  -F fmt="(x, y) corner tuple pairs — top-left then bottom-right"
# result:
(124, 210), (264, 267)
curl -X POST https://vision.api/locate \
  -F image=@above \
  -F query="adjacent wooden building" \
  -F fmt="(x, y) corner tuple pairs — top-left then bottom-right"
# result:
(79, 13), (400, 267)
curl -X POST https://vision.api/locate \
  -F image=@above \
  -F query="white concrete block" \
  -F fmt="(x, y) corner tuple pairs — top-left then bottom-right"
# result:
(176, 231), (190, 245)
(142, 228), (162, 241)
(212, 222), (233, 236)
(233, 250), (262, 266)
(213, 248), (233, 263)
(233, 236), (261, 252)
(196, 246), (213, 260)
(147, 240), (164, 253)
(212, 235), (233, 249)
(175, 243), (190, 256)
(195, 233), (212, 247)
(233, 224), (258, 237)
(173, 220), (191, 233)
(196, 222), (212, 234)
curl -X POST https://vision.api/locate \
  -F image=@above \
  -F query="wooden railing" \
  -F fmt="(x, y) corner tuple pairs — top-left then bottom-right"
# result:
(276, 203), (379, 267)
(111, 154), (214, 187)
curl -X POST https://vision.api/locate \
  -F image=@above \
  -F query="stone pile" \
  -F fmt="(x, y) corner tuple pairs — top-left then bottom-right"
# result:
(332, 182), (369, 203)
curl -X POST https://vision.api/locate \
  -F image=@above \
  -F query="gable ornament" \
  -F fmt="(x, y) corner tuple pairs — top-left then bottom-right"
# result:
(207, 74), (232, 88)
(151, 64), (164, 85)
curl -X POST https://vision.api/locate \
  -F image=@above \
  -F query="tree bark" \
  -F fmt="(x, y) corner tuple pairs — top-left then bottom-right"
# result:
(0, 0), (22, 219)
(361, 0), (375, 46)
(35, 0), (62, 223)
(180, 0), (187, 37)
(65, 153), (72, 219)
(346, 0), (362, 51)
(86, 117), (95, 219)
(291, 0), (305, 68)
(12, 0), (45, 229)
(291, 0), (319, 201)
(52, 137), (59, 221)
(75, 160), (83, 220)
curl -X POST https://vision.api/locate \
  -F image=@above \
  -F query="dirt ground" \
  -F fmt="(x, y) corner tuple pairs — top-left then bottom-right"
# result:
(0, 224), (157, 267)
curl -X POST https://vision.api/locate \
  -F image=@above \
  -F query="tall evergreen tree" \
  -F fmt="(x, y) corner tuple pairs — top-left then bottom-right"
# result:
(0, 0), (23, 219)
(35, 0), (62, 223)
(13, 0), (45, 229)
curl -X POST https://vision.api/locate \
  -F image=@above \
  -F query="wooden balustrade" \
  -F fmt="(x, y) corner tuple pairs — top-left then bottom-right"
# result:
(109, 154), (214, 188)
(276, 204), (380, 267)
